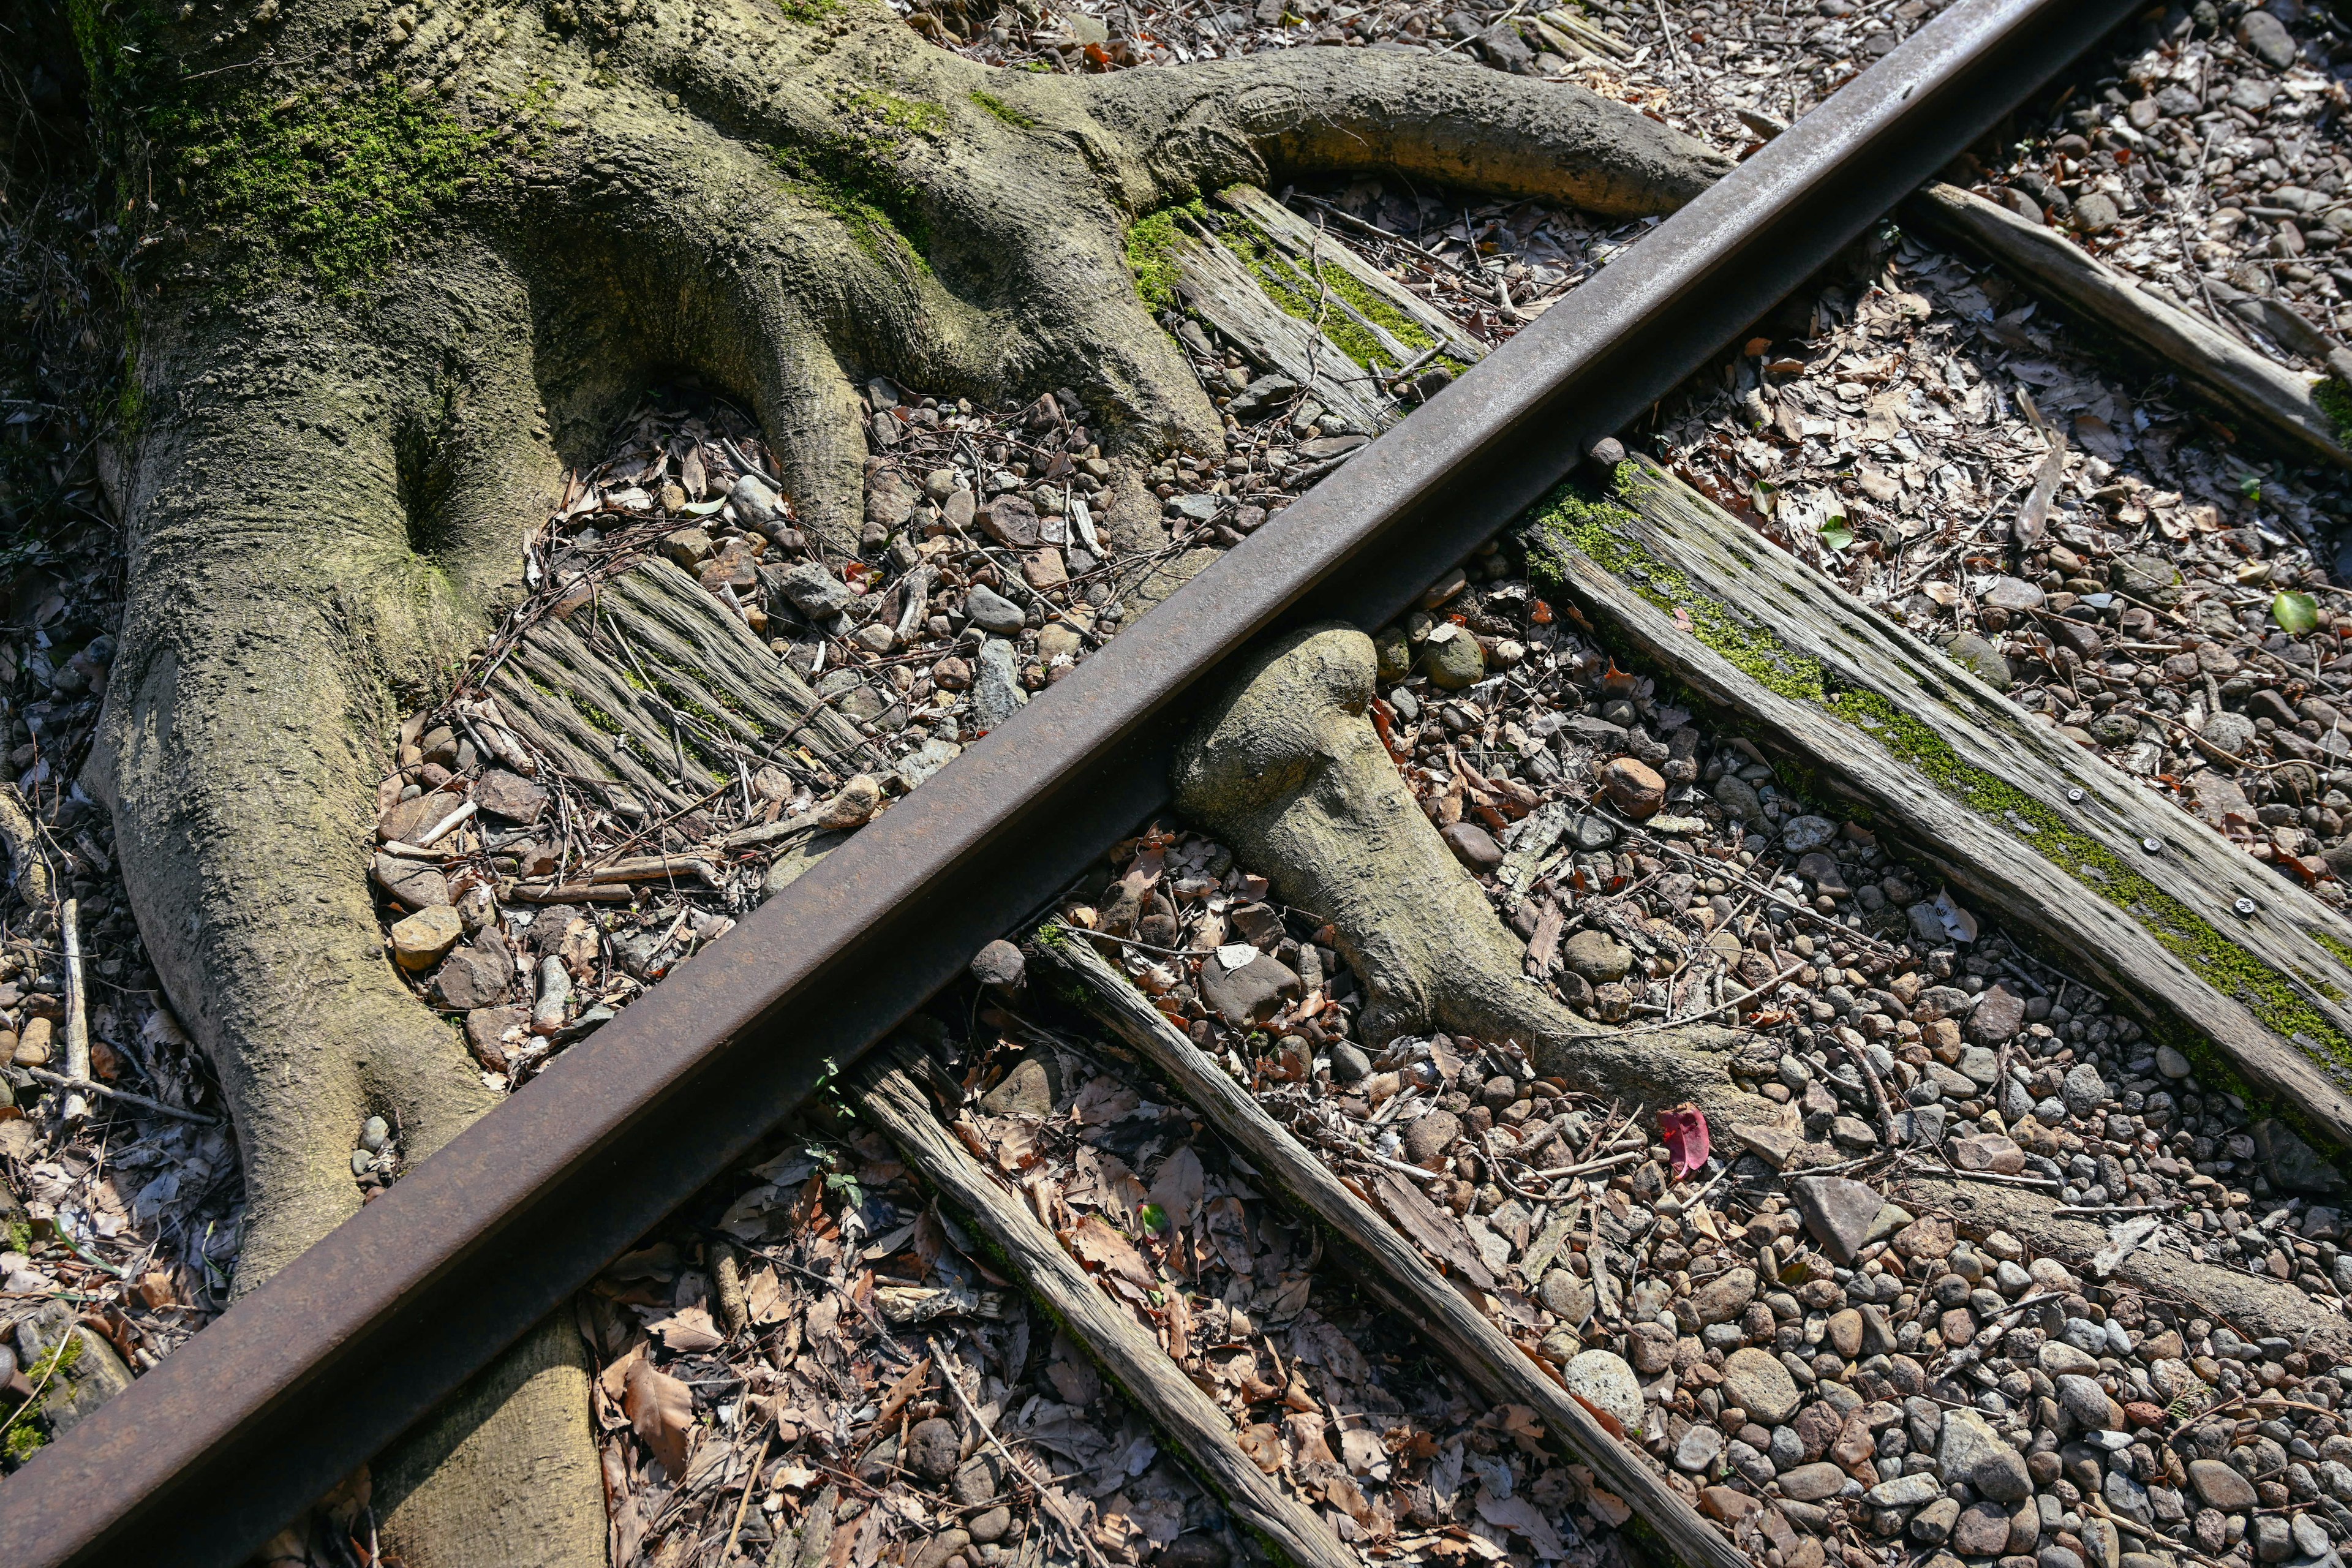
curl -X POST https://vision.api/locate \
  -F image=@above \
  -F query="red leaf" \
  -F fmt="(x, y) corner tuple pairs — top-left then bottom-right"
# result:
(1658, 1103), (1709, 1179)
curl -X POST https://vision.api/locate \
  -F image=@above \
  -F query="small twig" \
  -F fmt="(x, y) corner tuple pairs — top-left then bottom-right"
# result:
(17, 1068), (220, 1126)
(59, 899), (89, 1126)
(722, 1419), (775, 1562)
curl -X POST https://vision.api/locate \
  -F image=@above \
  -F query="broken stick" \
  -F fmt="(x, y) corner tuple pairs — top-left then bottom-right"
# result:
(845, 1044), (1357, 1568)
(1043, 928), (1749, 1568)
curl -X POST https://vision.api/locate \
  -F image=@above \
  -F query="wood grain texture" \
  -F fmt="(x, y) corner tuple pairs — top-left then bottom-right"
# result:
(846, 1047), (1359, 1568)
(1166, 219), (1400, 437)
(1907, 182), (2350, 468)
(1216, 186), (1490, 369)
(1532, 456), (2352, 1150)
(1045, 931), (1749, 1568)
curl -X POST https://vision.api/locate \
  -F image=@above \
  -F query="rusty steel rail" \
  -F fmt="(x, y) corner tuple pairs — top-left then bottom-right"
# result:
(0, 1), (2144, 1560)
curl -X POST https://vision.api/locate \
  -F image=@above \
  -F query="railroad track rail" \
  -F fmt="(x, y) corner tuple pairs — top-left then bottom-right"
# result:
(0, 1), (2179, 1561)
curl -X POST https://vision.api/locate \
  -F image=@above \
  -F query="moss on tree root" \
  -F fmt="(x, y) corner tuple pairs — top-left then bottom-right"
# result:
(1520, 475), (2352, 1136)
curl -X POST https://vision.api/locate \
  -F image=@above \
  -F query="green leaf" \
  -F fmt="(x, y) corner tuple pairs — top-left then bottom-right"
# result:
(2273, 590), (2320, 636)
(1820, 522), (1854, 552)
(1138, 1202), (1168, 1234)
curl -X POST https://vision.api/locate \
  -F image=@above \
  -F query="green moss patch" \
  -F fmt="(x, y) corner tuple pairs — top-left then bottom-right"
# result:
(1125, 201), (1206, 312)
(1521, 475), (2352, 1090)
(970, 90), (1038, 129)
(2316, 379), (2352, 448)
(1213, 208), (1454, 377)
(152, 76), (510, 292)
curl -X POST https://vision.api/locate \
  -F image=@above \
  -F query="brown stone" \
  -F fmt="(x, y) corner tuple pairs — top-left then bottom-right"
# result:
(472, 768), (549, 823)
(978, 496), (1041, 548)
(1601, 756), (1667, 818)
(1951, 1133), (2027, 1175)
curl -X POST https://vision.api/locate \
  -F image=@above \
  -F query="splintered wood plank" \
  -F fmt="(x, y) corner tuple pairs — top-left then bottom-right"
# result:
(595, 560), (870, 775)
(847, 1046), (1359, 1568)
(1216, 185), (1488, 369)
(1046, 932), (1751, 1568)
(1526, 456), (2352, 1150)
(1164, 217), (1400, 436)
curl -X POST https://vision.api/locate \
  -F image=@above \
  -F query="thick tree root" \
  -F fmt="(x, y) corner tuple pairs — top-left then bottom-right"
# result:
(1172, 624), (1769, 1131)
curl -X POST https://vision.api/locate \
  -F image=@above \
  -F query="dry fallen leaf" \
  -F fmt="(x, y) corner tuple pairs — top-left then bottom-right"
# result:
(648, 1303), (726, 1354)
(624, 1355), (697, 1479)
(1066, 1212), (1156, 1289)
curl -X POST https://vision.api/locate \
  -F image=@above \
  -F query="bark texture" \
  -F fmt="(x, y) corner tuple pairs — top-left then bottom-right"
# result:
(1173, 624), (1763, 1126)
(73, 0), (1732, 1558)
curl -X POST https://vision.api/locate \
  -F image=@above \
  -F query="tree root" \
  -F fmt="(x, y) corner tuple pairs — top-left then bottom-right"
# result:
(1174, 624), (1770, 1132)
(78, 0), (1736, 1556)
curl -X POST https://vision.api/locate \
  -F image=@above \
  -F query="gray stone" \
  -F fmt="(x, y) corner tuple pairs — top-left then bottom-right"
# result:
(2256, 1516), (2293, 1564)
(1721, 1346), (1801, 1425)
(1780, 1462), (1849, 1502)
(775, 561), (856, 619)
(1866, 1472), (1943, 1508)
(2057, 1373), (2122, 1432)
(1562, 1350), (1643, 1436)
(1954, 1502), (2017, 1555)
(1768, 1425), (1806, 1473)
(2203, 711), (2258, 759)
(2237, 8), (2297, 69)
(953, 1452), (1006, 1507)
(1975, 1445), (2035, 1504)
(980, 1052), (1057, 1118)
(1939, 1408), (2016, 1482)
(1200, 952), (1301, 1027)
(13, 1302), (134, 1436)
(1947, 632), (2013, 690)
(1969, 984), (2027, 1043)
(964, 584), (1028, 636)
(1561, 929), (1633, 983)
(970, 940), (1025, 990)
(1793, 1174), (1886, 1264)
(2155, 1045), (2192, 1079)
(1692, 1267), (1758, 1325)
(2075, 193), (2122, 235)
(969, 1507), (1012, 1545)
(1782, 815), (1836, 853)
(2111, 552), (2185, 609)
(1675, 1422), (1726, 1472)
(472, 768), (548, 823)
(2294, 1514), (2332, 1559)
(1329, 1044), (1372, 1082)
(371, 852), (451, 910)
(729, 471), (784, 525)
(2188, 1458), (2258, 1510)
(1958, 1046), (2002, 1087)
(2062, 1063), (2110, 1118)
(978, 495), (1041, 549)
(973, 638), (1027, 732)
(431, 944), (511, 1011)
(1982, 576), (2046, 613)
(1913, 1498), (1963, 1545)
(1424, 629), (1485, 690)
(1539, 1268), (1595, 1326)
(2106, 1470), (2155, 1529)
(2040, 1340), (2100, 1378)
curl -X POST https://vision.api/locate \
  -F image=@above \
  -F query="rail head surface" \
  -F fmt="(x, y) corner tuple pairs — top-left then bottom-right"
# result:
(0, 1), (2143, 1561)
